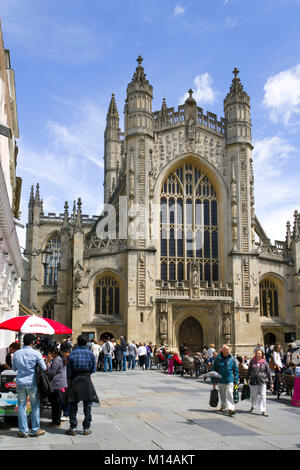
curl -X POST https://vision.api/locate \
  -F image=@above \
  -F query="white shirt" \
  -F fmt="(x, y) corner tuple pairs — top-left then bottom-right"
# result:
(273, 351), (283, 368)
(92, 343), (101, 356)
(137, 346), (147, 356)
(102, 341), (114, 355)
(207, 348), (215, 358)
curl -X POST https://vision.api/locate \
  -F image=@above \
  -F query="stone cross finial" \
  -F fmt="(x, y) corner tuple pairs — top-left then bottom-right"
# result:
(137, 55), (143, 66)
(188, 88), (194, 97)
(233, 67), (239, 79)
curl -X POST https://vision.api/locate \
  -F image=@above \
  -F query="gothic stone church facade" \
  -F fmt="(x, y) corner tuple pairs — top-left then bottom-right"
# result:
(21, 58), (300, 355)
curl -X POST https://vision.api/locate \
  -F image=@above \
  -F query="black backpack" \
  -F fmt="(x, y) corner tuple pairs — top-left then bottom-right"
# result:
(35, 363), (53, 399)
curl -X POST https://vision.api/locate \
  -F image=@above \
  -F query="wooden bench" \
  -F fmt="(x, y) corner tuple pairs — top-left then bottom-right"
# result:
(276, 374), (295, 399)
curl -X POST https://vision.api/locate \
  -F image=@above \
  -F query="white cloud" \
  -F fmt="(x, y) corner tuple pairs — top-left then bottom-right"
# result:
(179, 73), (218, 105)
(46, 99), (105, 169)
(18, 97), (107, 227)
(225, 16), (238, 28)
(253, 136), (299, 242)
(174, 4), (185, 16)
(253, 136), (296, 177)
(263, 64), (300, 124)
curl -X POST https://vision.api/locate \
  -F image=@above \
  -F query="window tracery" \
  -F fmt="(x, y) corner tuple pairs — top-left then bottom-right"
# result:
(259, 279), (279, 317)
(160, 162), (218, 281)
(43, 301), (54, 319)
(95, 276), (121, 316)
(43, 234), (61, 287)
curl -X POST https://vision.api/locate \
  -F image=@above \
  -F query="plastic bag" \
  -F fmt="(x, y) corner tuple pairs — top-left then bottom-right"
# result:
(209, 388), (219, 407)
(233, 385), (239, 404)
(241, 383), (250, 400)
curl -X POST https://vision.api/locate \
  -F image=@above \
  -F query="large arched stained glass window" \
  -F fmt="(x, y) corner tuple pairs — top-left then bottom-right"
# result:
(43, 234), (61, 287)
(95, 276), (121, 316)
(160, 162), (218, 282)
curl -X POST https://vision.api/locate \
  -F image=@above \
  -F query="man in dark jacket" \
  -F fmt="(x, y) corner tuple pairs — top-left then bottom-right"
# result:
(66, 335), (97, 436)
(211, 344), (239, 416)
(120, 336), (128, 371)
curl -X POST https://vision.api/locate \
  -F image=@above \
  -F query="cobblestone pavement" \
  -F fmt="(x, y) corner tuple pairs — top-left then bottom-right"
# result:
(1, 368), (300, 450)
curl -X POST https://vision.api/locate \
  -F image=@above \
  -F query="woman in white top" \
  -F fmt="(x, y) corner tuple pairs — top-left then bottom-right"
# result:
(137, 343), (147, 370)
(273, 344), (283, 392)
(273, 344), (283, 370)
(91, 340), (101, 370)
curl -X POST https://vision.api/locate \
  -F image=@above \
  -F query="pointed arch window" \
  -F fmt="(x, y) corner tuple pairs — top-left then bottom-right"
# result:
(43, 234), (61, 287)
(95, 276), (121, 316)
(160, 162), (218, 282)
(259, 279), (279, 317)
(43, 301), (54, 319)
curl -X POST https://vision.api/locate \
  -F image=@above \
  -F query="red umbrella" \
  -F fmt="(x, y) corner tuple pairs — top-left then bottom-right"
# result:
(0, 315), (73, 335)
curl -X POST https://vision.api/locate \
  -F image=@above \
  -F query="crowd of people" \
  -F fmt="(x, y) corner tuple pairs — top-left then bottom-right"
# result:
(1, 334), (299, 437)
(8, 333), (98, 437)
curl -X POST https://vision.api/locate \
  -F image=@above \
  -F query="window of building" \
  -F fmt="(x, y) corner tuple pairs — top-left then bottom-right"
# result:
(43, 234), (61, 287)
(43, 301), (54, 319)
(160, 162), (218, 282)
(259, 279), (279, 317)
(95, 276), (121, 316)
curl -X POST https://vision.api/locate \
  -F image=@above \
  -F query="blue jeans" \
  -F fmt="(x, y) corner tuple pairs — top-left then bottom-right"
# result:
(128, 355), (136, 369)
(17, 384), (40, 435)
(69, 401), (92, 430)
(122, 352), (127, 371)
(104, 354), (112, 372)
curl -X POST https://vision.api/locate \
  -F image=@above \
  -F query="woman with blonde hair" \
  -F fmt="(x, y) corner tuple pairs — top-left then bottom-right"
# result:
(246, 348), (273, 416)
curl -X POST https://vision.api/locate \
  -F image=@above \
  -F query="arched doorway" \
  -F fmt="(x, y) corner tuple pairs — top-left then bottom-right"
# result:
(100, 331), (114, 341)
(179, 317), (203, 354)
(264, 332), (276, 347)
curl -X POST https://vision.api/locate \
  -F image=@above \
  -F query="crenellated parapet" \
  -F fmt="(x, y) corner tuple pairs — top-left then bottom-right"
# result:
(153, 103), (225, 136)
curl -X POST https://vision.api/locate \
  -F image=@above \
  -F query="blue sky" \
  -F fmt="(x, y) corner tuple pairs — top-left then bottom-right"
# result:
(1, 0), (300, 247)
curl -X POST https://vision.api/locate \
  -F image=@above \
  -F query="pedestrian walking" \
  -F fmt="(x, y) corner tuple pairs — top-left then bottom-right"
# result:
(127, 340), (137, 369)
(272, 344), (284, 392)
(207, 344), (216, 359)
(46, 344), (67, 427)
(146, 342), (153, 369)
(91, 340), (101, 370)
(66, 335), (98, 436)
(59, 342), (71, 421)
(102, 338), (114, 372)
(120, 336), (128, 371)
(292, 365), (300, 407)
(114, 340), (123, 371)
(211, 344), (239, 416)
(12, 333), (47, 438)
(246, 348), (273, 416)
(137, 342), (147, 370)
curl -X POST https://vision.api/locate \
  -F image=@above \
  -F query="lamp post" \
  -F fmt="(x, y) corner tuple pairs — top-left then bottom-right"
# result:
(21, 247), (53, 268)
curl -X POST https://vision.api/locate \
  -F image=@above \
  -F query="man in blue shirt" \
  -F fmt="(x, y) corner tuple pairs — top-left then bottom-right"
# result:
(66, 334), (97, 436)
(12, 333), (47, 438)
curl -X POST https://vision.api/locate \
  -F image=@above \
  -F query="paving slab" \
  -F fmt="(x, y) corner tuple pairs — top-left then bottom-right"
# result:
(1, 368), (300, 450)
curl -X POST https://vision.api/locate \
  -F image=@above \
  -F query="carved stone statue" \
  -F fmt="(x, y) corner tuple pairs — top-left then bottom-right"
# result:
(186, 118), (195, 141)
(159, 314), (168, 335)
(191, 260), (199, 285)
(223, 314), (231, 341)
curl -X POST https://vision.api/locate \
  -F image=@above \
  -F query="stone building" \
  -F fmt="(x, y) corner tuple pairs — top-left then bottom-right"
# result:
(0, 22), (23, 355)
(21, 58), (300, 355)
